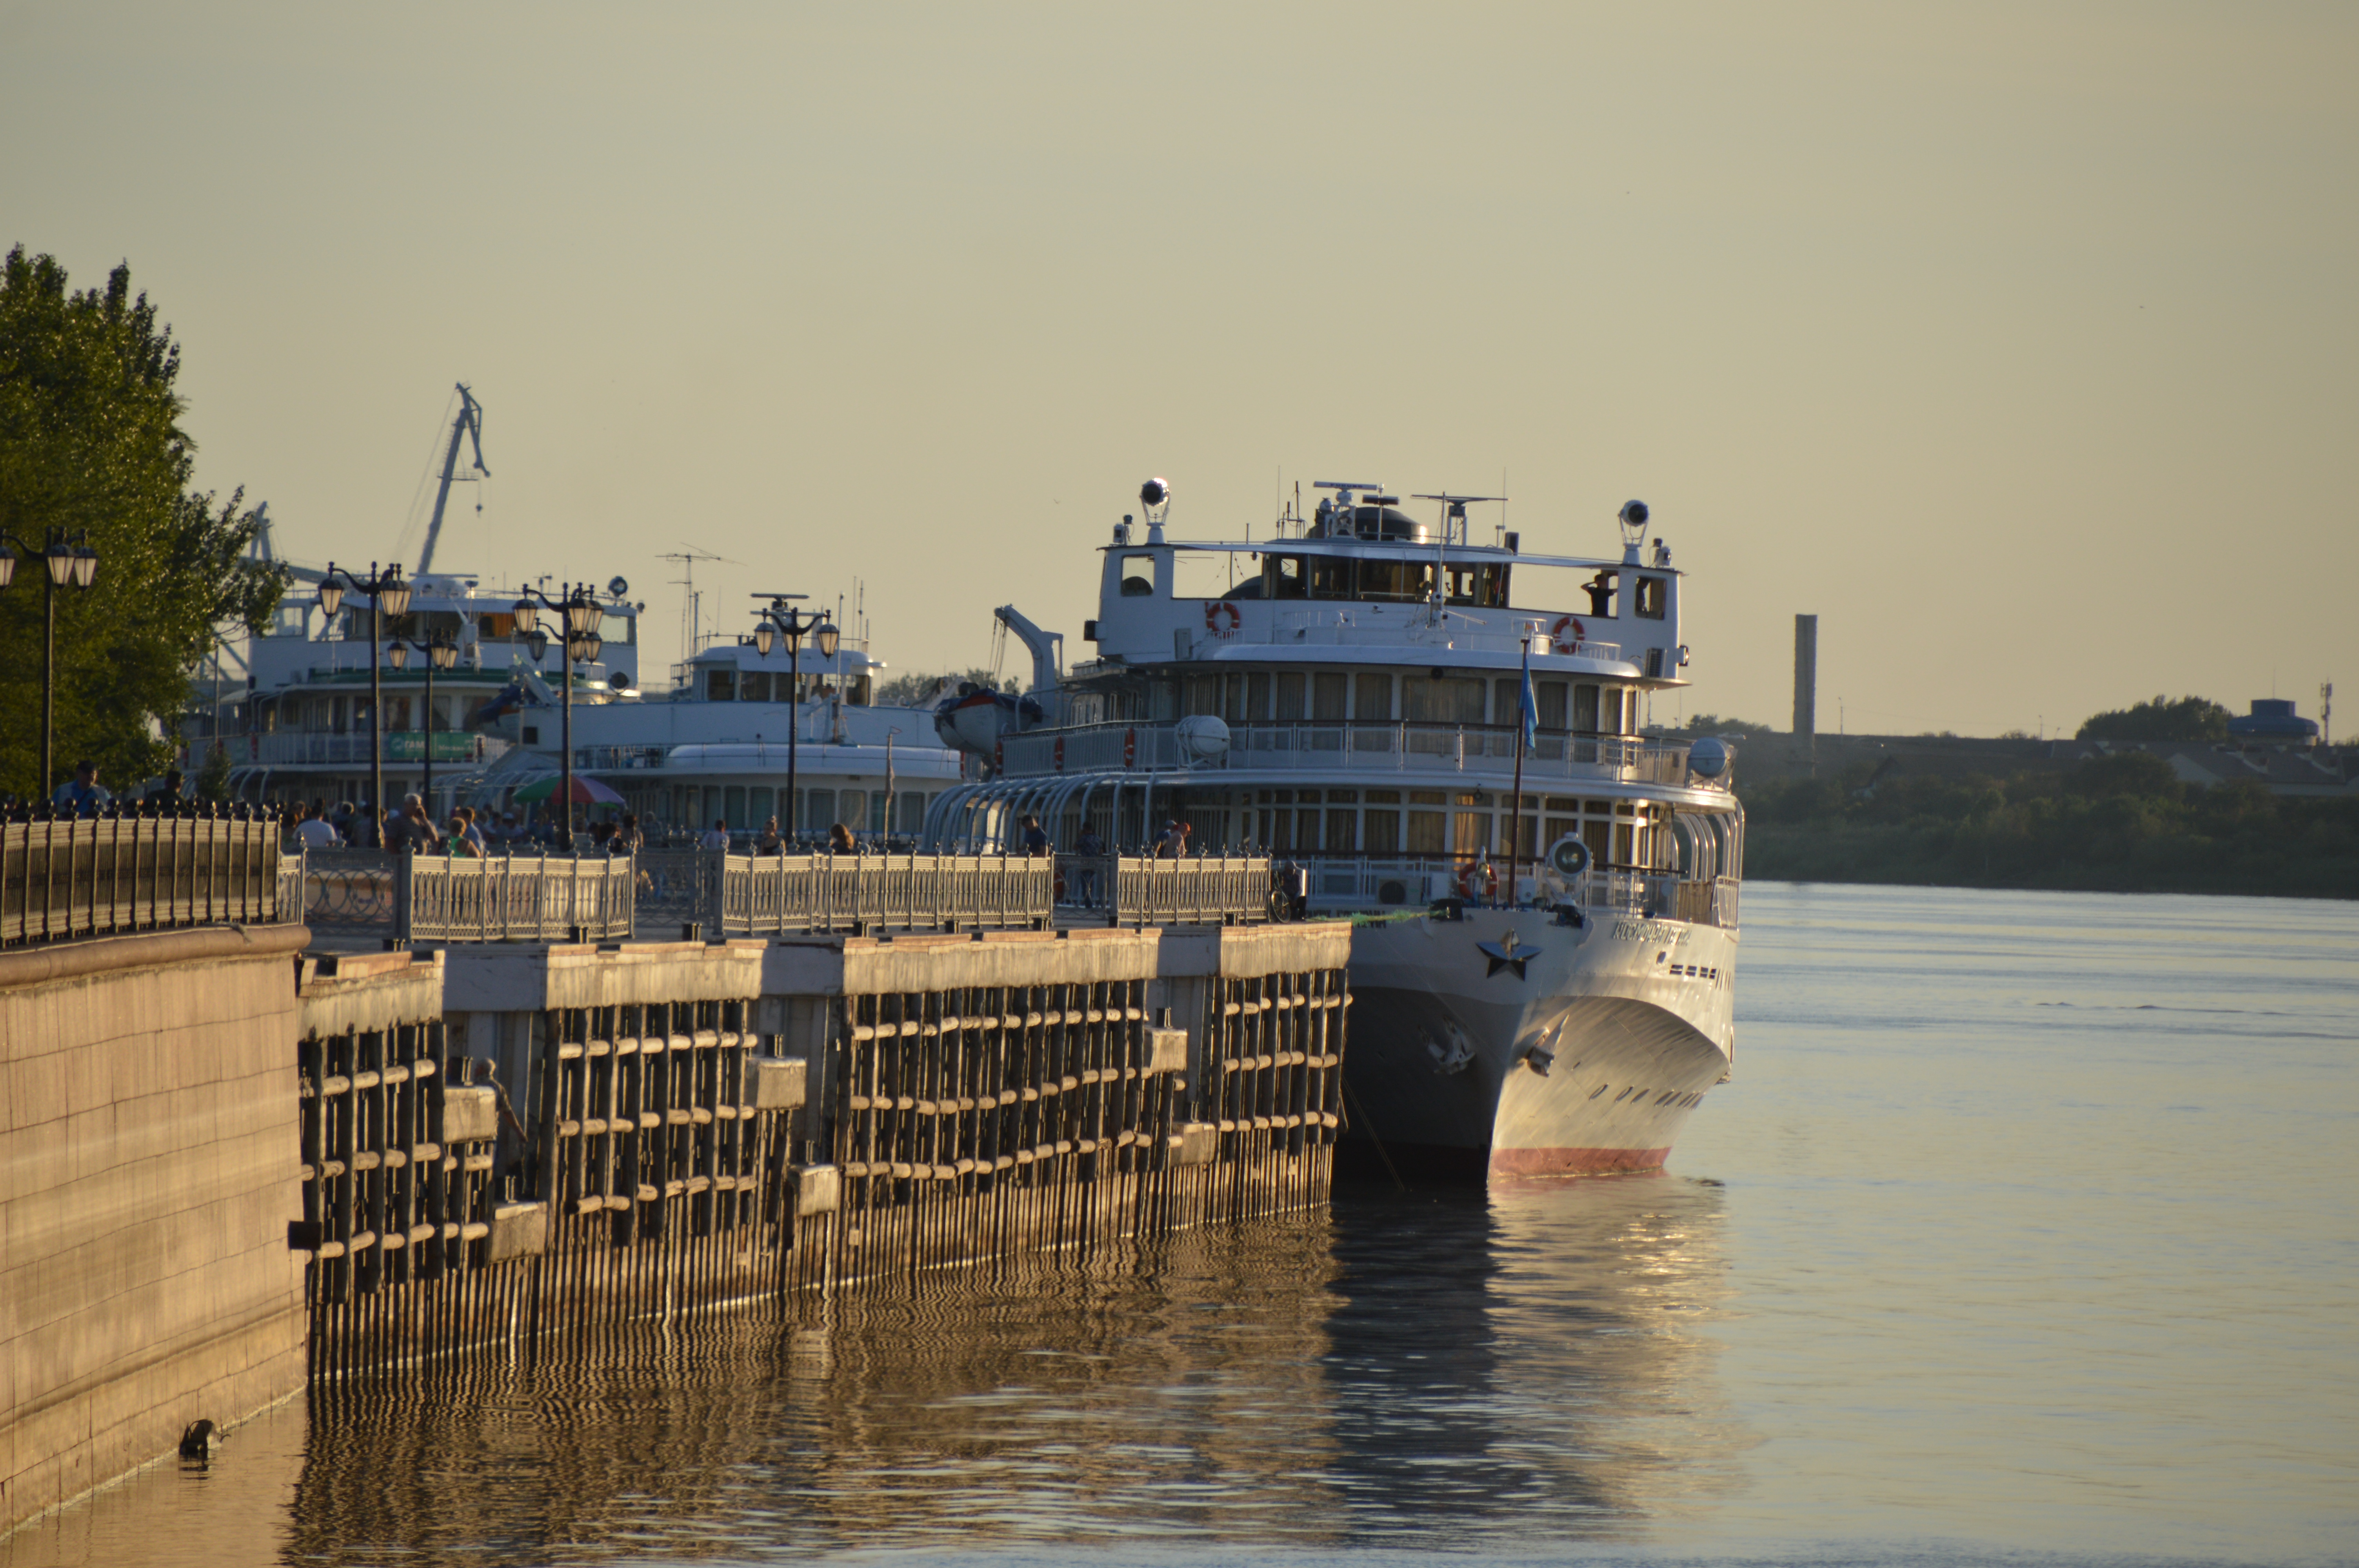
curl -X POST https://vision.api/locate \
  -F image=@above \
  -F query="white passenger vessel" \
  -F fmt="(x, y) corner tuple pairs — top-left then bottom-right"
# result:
(923, 480), (1743, 1180)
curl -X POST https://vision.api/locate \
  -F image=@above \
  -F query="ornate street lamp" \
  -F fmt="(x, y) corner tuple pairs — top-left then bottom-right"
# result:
(387, 631), (460, 820)
(316, 561), (411, 846)
(0, 527), (100, 802)
(513, 582), (610, 843)
(751, 595), (838, 842)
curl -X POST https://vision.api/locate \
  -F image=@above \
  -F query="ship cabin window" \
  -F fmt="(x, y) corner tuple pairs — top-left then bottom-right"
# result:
(1267, 555), (1307, 599)
(1120, 555), (1156, 597)
(1312, 672), (1348, 721)
(269, 603), (308, 637)
(1636, 576), (1667, 620)
(1573, 682), (1599, 733)
(705, 667), (736, 702)
(1441, 563), (1513, 608)
(1275, 671), (1306, 720)
(1308, 557), (1351, 597)
(739, 670), (771, 702)
(477, 612), (521, 641)
(1401, 675), (1484, 724)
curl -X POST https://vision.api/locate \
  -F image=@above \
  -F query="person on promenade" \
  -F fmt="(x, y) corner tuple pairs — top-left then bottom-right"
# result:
(51, 759), (109, 816)
(295, 804), (341, 850)
(1158, 818), (1190, 859)
(754, 815), (783, 855)
(700, 818), (731, 852)
(1019, 814), (1052, 858)
(611, 813), (644, 855)
(1072, 822), (1105, 907)
(444, 816), (478, 857)
(458, 806), (488, 856)
(144, 769), (185, 808)
(827, 821), (856, 855)
(389, 794), (440, 854)
(331, 801), (356, 844)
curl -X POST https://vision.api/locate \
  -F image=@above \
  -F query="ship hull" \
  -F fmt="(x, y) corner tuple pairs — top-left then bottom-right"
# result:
(1339, 908), (1736, 1182)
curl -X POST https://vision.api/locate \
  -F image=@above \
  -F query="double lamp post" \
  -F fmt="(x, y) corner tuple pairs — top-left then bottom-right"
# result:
(513, 583), (606, 843)
(315, 562), (412, 846)
(751, 595), (836, 841)
(0, 528), (101, 802)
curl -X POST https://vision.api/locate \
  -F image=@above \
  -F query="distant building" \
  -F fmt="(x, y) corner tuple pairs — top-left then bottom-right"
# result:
(2226, 699), (2320, 745)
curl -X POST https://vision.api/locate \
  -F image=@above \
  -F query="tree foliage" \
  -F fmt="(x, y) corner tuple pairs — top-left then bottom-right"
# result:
(0, 247), (285, 800)
(872, 667), (1014, 708)
(2075, 694), (2232, 743)
(1739, 753), (2359, 897)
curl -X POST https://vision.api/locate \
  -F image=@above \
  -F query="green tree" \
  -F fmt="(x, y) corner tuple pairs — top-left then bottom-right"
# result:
(873, 667), (1015, 708)
(2075, 695), (2231, 742)
(0, 247), (285, 802)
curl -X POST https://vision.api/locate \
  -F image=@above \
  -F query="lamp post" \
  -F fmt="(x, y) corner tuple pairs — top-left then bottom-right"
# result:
(513, 583), (606, 844)
(386, 632), (459, 820)
(750, 595), (838, 842)
(316, 562), (412, 846)
(0, 527), (100, 802)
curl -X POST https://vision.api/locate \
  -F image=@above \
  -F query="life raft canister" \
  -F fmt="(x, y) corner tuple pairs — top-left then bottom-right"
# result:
(1204, 600), (1242, 638)
(1549, 615), (1585, 654)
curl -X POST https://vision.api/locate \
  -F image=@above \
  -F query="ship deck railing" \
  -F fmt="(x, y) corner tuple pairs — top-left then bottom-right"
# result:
(2, 813), (289, 948)
(999, 720), (1705, 787)
(1289, 854), (1740, 927)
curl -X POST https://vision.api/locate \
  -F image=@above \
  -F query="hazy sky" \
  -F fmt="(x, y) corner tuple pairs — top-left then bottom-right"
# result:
(5, 2), (2352, 737)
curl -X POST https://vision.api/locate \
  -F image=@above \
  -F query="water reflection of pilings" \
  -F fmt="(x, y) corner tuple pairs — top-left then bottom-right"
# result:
(1320, 1176), (1743, 1545)
(286, 1220), (1348, 1563)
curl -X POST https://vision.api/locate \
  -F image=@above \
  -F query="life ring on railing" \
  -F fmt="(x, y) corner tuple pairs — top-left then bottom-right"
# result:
(1548, 615), (1585, 655)
(1123, 727), (1137, 768)
(1204, 600), (1242, 639)
(1456, 860), (1498, 902)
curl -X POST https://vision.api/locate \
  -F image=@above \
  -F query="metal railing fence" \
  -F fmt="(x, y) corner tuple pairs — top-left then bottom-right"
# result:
(2, 815), (285, 947)
(395, 854), (636, 943)
(711, 851), (1056, 936)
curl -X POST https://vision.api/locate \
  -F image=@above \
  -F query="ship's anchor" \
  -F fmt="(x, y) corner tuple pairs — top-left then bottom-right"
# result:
(1424, 1021), (1477, 1075)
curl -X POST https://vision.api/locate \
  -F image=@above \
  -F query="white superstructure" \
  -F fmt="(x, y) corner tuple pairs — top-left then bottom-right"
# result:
(923, 479), (1744, 1180)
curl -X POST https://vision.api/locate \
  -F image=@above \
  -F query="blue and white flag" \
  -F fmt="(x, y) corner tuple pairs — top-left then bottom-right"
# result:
(1518, 661), (1539, 750)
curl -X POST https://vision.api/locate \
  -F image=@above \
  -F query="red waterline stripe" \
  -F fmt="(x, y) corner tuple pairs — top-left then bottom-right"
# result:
(1488, 1145), (1672, 1178)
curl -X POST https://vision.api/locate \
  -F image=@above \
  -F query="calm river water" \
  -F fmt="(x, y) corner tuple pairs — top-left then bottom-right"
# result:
(9, 884), (2355, 1567)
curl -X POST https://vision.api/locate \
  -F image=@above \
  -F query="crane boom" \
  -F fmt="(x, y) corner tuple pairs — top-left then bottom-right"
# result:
(417, 383), (489, 575)
(994, 605), (1064, 697)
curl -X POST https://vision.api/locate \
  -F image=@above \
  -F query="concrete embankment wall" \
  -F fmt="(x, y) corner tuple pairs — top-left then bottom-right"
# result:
(0, 926), (313, 1538)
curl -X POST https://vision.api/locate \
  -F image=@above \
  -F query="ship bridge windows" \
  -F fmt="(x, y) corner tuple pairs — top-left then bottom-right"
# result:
(1441, 563), (1512, 608)
(1120, 555), (1156, 597)
(1267, 555), (1307, 599)
(739, 670), (772, 702)
(705, 667), (736, 702)
(1636, 577), (1667, 620)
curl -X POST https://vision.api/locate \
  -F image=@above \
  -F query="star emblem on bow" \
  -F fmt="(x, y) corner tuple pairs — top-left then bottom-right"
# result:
(1476, 929), (1531, 980)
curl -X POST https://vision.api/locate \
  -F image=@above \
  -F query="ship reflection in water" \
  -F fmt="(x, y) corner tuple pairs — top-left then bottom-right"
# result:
(6, 1181), (1739, 1565)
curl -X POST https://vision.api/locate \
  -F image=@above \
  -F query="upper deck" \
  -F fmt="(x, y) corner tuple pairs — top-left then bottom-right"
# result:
(1081, 485), (1689, 683)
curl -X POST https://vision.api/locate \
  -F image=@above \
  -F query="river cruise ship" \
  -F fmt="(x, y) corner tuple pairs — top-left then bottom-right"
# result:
(922, 480), (1743, 1180)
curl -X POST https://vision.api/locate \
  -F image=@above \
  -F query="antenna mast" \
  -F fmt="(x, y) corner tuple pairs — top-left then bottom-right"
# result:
(416, 383), (488, 575)
(659, 545), (736, 666)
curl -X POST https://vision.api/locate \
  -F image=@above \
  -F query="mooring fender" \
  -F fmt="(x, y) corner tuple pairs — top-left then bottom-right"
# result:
(752, 1057), (808, 1111)
(1168, 1122), (1219, 1167)
(1146, 1027), (1189, 1073)
(487, 1201), (549, 1264)
(439, 1084), (500, 1144)
(791, 1163), (840, 1217)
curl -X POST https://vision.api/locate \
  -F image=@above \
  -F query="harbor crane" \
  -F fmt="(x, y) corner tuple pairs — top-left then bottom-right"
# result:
(416, 383), (489, 575)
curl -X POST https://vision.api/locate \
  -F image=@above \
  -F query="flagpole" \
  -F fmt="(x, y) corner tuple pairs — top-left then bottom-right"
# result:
(1508, 625), (1532, 908)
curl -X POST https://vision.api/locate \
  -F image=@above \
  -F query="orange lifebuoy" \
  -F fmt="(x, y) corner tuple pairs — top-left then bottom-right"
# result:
(1548, 615), (1585, 654)
(1204, 600), (1242, 638)
(1456, 860), (1498, 901)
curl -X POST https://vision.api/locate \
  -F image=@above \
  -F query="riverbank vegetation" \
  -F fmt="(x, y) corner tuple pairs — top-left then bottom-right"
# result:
(1741, 751), (2359, 899)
